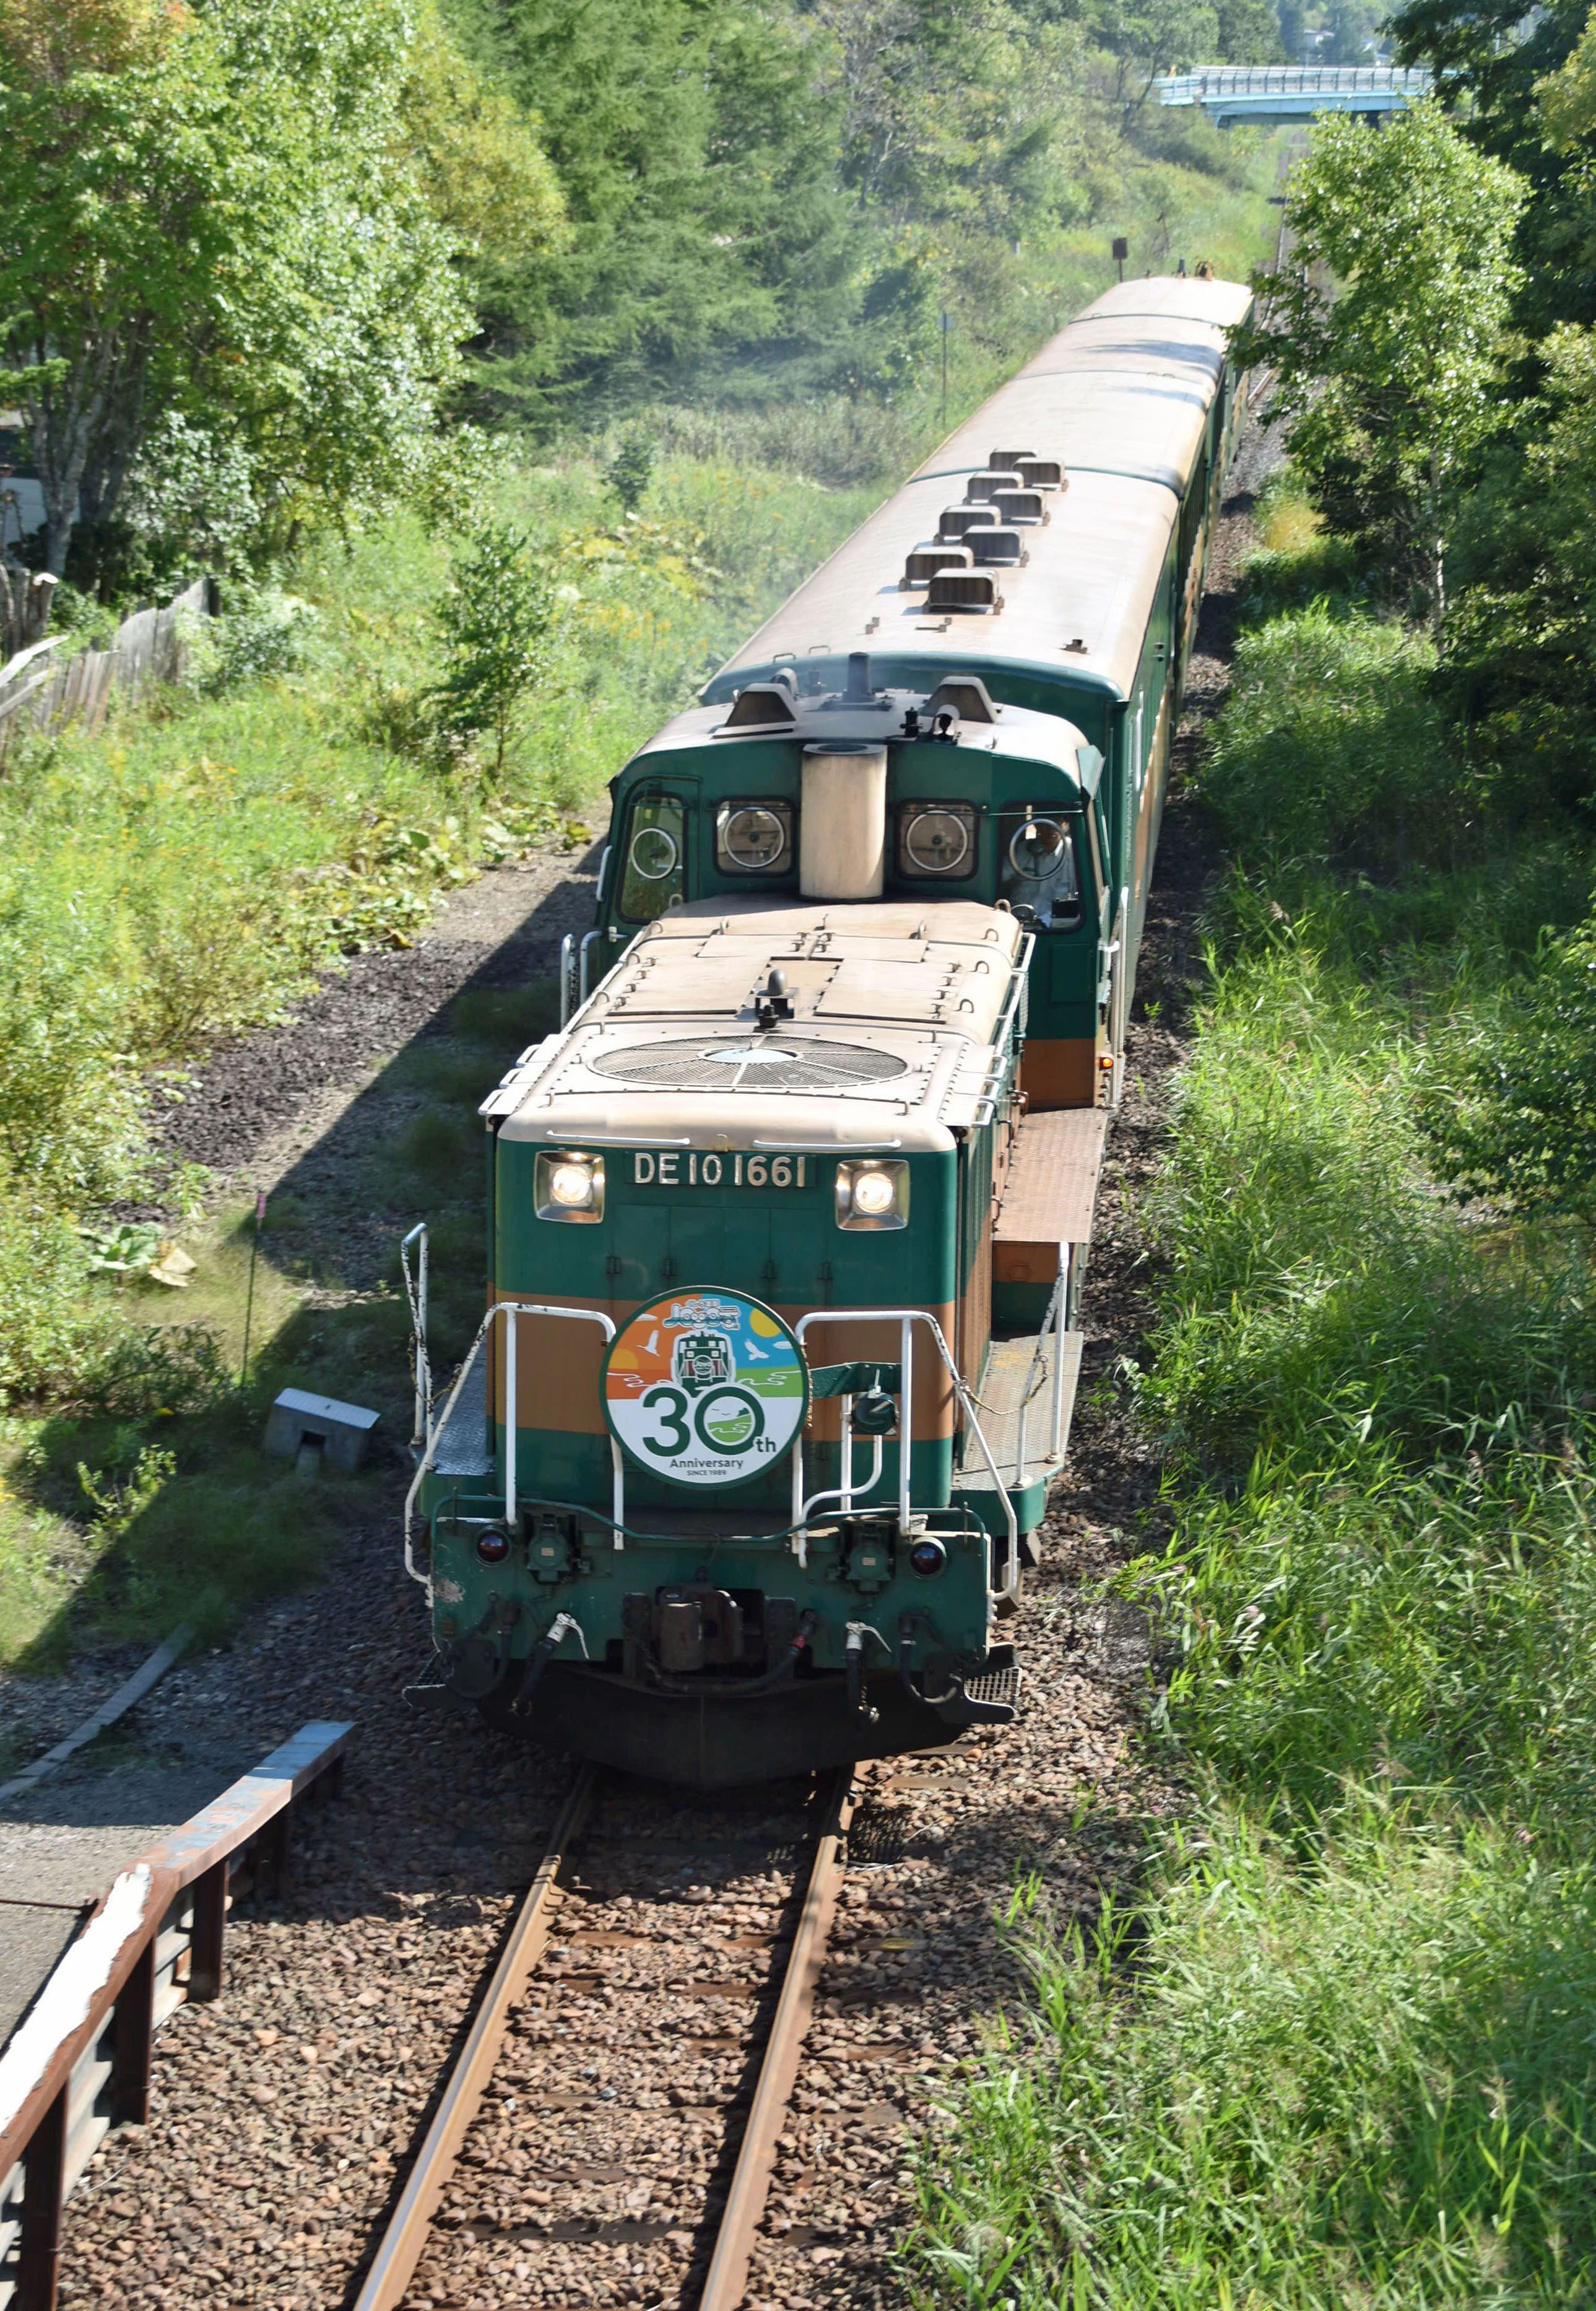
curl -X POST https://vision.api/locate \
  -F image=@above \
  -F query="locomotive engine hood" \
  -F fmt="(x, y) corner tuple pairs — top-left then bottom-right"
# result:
(486, 897), (1028, 1149)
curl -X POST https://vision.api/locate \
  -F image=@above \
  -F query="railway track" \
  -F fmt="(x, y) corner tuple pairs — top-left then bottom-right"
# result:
(355, 1765), (857, 2311)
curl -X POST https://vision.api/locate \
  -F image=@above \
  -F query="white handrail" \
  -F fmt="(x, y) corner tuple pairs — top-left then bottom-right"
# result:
(399, 1222), (430, 1451)
(404, 1301), (622, 1595)
(792, 1308), (1018, 1596)
(407, 1299), (1021, 1608)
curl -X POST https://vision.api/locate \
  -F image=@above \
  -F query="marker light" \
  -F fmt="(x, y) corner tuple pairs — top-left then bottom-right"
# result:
(835, 1159), (909, 1232)
(909, 1537), (947, 1577)
(477, 1528), (511, 1564)
(536, 1150), (605, 1224)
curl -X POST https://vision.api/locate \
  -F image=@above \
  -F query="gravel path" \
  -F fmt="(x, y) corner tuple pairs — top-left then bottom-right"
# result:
(43, 435), (1275, 2309)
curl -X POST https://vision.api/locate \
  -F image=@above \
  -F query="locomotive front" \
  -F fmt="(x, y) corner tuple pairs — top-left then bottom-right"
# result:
(410, 889), (1036, 1787)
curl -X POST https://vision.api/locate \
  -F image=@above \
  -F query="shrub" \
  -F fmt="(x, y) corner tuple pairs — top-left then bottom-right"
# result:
(431, 520), (557, 782)
(0, 900), (146, 1206)
(192, 589), (319, 695)
(1199, 603), (1451, 867)
(0, 1188), (108, 1405)
(1420, 903), (1596, 1213)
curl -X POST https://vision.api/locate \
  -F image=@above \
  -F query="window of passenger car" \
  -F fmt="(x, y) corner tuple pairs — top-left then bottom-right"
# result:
(619, 795), (685, 921)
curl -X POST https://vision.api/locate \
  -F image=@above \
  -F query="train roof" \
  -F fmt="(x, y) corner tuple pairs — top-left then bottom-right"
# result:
(703, 276), (1254, 710)
(623, 684), (1098, 790)
(486, 899), (1028, 1153)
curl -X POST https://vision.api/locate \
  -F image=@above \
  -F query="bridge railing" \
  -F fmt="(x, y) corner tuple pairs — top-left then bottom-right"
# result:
(1156, 64), (1432, 105)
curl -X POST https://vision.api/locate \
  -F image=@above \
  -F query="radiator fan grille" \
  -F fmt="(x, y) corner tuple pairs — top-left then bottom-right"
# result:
(588, 1039), (908, 1093)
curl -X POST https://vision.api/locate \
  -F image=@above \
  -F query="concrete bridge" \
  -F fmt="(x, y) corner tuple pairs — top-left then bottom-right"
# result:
(1155, 65), (1433, 125)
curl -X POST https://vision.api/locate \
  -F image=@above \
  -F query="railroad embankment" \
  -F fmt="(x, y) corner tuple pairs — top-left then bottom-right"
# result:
(914, 477), (1596, 2302)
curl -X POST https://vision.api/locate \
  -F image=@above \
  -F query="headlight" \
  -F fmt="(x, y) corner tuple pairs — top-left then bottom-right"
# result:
(835, 1159), (909, 1232)
(536, 1150), (605, 1223)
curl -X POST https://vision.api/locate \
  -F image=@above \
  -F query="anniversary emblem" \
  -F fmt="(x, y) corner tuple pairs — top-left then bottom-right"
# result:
(602, 1289), (808, 1489)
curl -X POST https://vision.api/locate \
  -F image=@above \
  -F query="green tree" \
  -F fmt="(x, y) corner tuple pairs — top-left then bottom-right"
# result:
(1078, 0), (1221, 113)
(1389, 0), (1592, 335)
(397, 2), (567, 276)
(603, 429), (656, 516)
(463, 0), (864, 413)
(0, 0), (482, 579)
(432, 521), (556, 784)
(1217, 0), (1286, 61)
(1442, 322), (1596, 801)
(1234, 103), (1527, 620)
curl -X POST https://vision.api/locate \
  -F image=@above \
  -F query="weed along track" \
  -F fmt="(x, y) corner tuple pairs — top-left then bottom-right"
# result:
(355, 1767), (854, 2311)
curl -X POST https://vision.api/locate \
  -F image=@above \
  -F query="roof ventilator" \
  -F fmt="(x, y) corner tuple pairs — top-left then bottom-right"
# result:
(964, 471), (1013, 503)
(969, 528), (1025, 567)
(989, 447), (1036, 470)
(929, 675), (998, 724)
(937, 505), (998, 540)
(902, 544), (973, 589)
(1018, 457), (1065, 490)
(926, 571), (1002, 616)
(992, 487), (1046, 526)
(723, 668), (798, 730)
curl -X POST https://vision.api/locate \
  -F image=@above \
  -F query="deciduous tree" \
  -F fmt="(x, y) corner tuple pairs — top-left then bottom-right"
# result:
(0, 0), (543, 579)
(1234, 103), (1527, 622)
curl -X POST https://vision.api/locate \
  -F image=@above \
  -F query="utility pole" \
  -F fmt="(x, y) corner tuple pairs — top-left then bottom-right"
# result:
(939, 311), (951, 428)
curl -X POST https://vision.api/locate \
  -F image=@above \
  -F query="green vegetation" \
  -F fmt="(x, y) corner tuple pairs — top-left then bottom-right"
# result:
(908, 43), (1596, 2287)
(455, 0), (1290, 420)
(1235, 103), (1527, 622)
(911, 473), (1596, 2304)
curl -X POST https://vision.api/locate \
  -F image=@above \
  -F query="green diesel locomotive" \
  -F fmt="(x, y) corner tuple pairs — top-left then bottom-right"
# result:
(403, 275), (1252, 1785)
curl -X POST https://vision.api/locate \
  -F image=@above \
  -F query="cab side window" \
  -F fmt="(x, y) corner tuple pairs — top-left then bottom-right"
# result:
(1000, 811), (1083, 929)
(618, 796), (685, 921)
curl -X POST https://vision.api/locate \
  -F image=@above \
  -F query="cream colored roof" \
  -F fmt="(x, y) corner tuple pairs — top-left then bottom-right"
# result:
(489, 899), (1026, 1151)
(709, 276), (1254, 708)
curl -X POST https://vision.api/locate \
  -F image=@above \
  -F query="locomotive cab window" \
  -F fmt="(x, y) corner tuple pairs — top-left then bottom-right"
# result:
(1000, 810), (1083, 929)
(716, 799), (793, 875)
(619, 795), (685, 921)
(896, 802), (978, 879)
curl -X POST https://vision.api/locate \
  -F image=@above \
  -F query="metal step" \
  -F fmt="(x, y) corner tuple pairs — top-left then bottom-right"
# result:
(432, 1356), (493, 1479)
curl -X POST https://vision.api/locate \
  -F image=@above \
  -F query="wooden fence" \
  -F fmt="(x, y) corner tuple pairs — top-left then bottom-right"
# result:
(0, 576), (218, 752)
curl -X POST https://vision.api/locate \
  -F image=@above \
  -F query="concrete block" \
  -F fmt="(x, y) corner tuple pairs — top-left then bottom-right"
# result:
(263, 1387), (378, 1473)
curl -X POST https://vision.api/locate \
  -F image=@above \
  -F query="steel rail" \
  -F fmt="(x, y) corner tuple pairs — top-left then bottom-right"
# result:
(352, 1765), (598, 2311)
(351, 1763), (849, 2311)
(698, 1767), (854, 2311)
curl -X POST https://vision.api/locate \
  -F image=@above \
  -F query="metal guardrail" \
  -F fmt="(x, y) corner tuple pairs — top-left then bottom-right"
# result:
(1156, 64), (1431, 100)
(0, 1720), (352, 2311)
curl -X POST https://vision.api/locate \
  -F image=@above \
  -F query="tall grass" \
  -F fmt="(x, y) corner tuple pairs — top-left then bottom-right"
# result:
(912, 481), (1596, 2309)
